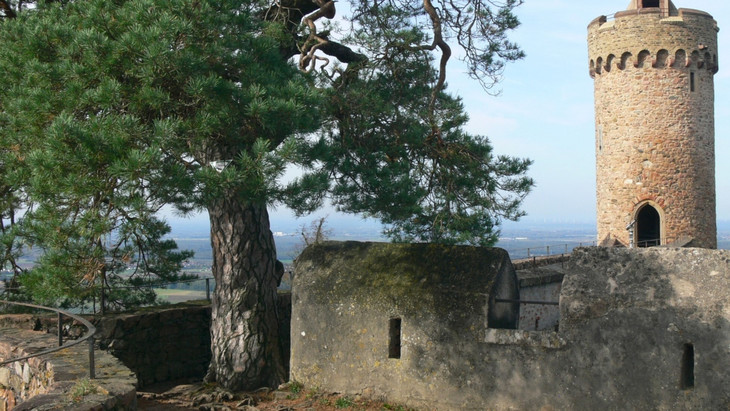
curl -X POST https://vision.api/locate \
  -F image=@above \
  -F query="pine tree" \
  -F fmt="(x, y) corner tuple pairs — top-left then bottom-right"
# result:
(0, 0), (531, 389)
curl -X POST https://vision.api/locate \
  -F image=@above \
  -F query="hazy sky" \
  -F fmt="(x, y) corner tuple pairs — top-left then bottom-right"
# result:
(170, 1), (730, 233)
(449, 0), (730, 224)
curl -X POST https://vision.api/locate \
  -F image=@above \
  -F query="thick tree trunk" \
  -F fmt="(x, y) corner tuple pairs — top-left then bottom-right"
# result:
(205, 195), (286, 390)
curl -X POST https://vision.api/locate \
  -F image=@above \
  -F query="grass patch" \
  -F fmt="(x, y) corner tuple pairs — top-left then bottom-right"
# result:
(290, 381), (303, 394)
(335, 396), (354, 409)
(69, 378), (98, 402)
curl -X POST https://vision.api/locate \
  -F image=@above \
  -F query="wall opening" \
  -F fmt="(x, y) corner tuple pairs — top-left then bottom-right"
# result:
(388, 318), (402, 359)
(690, 72), (696, 92)
(680, 343), (695, 389)
(636, 204), (661, 247)
(598, 125), (603, 153)
(641, 0), (660, 7)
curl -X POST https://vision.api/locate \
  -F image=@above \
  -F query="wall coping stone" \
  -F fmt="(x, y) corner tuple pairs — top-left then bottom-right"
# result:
(516, 264), (566, 288)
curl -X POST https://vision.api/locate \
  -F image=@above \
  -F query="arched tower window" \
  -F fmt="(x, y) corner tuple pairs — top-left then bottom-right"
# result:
(636, 204), (661, 247)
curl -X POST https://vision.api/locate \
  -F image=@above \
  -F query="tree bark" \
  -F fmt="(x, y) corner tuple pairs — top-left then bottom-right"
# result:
(205, 194), (286, 390)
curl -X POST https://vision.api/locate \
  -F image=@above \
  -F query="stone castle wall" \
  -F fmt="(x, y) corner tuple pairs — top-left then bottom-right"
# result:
(588, 8), (718, 248)
(94, 304), (212, 388)
(291, 242), (730, 409)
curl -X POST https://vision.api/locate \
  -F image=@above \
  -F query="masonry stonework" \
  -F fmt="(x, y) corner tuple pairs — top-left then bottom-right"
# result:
(292, 242), (730, 409)
(588, 1), (718, 248)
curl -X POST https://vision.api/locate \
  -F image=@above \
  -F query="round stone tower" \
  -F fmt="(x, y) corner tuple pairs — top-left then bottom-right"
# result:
(588, 0), (718, 248)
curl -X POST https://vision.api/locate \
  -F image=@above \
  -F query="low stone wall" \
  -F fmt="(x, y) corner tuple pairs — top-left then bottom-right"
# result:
(94, 303), (212, 388)
(94, 296), (292, 388)
(1, 296), (292, 407)
(0, 327), (136, 411)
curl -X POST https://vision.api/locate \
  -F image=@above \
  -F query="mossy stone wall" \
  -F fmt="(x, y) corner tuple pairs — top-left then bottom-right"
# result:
(291, 244), (730, 409)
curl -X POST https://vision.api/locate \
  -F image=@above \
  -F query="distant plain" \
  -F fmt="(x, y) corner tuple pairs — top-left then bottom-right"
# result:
(6, 218), (730, 304)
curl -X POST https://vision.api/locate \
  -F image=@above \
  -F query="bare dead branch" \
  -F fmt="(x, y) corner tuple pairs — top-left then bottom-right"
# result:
(421, 0), (451, 123)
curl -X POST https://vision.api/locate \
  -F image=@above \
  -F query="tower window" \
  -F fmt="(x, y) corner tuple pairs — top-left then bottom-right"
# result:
(598, 125), (603, 153)
(642, 0), (660, 7)
(690, 72), (696, 92)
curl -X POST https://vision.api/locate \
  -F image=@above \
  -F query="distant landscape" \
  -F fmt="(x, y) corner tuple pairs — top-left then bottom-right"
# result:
(6, 216), (730, 305)
(168, 216), (730, 267)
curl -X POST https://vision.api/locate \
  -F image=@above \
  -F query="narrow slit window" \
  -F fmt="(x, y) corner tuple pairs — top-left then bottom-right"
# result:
(690, 72), (696, 92)
(680, 343), (695, 389)
(388, 318), (402, 359)
(598, 125), (603, 153)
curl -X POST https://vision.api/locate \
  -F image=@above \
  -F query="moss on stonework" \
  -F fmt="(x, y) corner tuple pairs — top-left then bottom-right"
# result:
(294, 241), (511, 313)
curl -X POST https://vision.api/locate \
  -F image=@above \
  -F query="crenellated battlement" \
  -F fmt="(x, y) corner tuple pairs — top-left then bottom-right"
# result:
(589, 48), (718, 78)
(588, 7), (718, 80)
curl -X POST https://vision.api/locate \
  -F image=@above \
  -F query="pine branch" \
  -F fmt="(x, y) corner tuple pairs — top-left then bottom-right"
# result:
(0, 1), (16, 19)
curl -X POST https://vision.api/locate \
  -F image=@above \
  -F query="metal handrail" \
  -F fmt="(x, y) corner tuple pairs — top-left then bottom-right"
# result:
(637, 238), (661, 248)
(109, 276), (213, 290)
(0, 276), (214, 312)
(604, 7), (671, 21)
(0, 300), (96, 378)
(505, 242), (597, 259)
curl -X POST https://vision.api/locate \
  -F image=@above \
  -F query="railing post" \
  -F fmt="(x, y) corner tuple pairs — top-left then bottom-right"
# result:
(206, 278), (211, 301)
(57, 312), (63, 347)
(89, 336), (96, 379)
(547, 245), (550, 256)
(100, 284), (106, 316)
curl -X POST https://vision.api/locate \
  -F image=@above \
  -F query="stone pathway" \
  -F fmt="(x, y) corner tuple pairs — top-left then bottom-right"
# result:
(1, 327), (137, 410)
